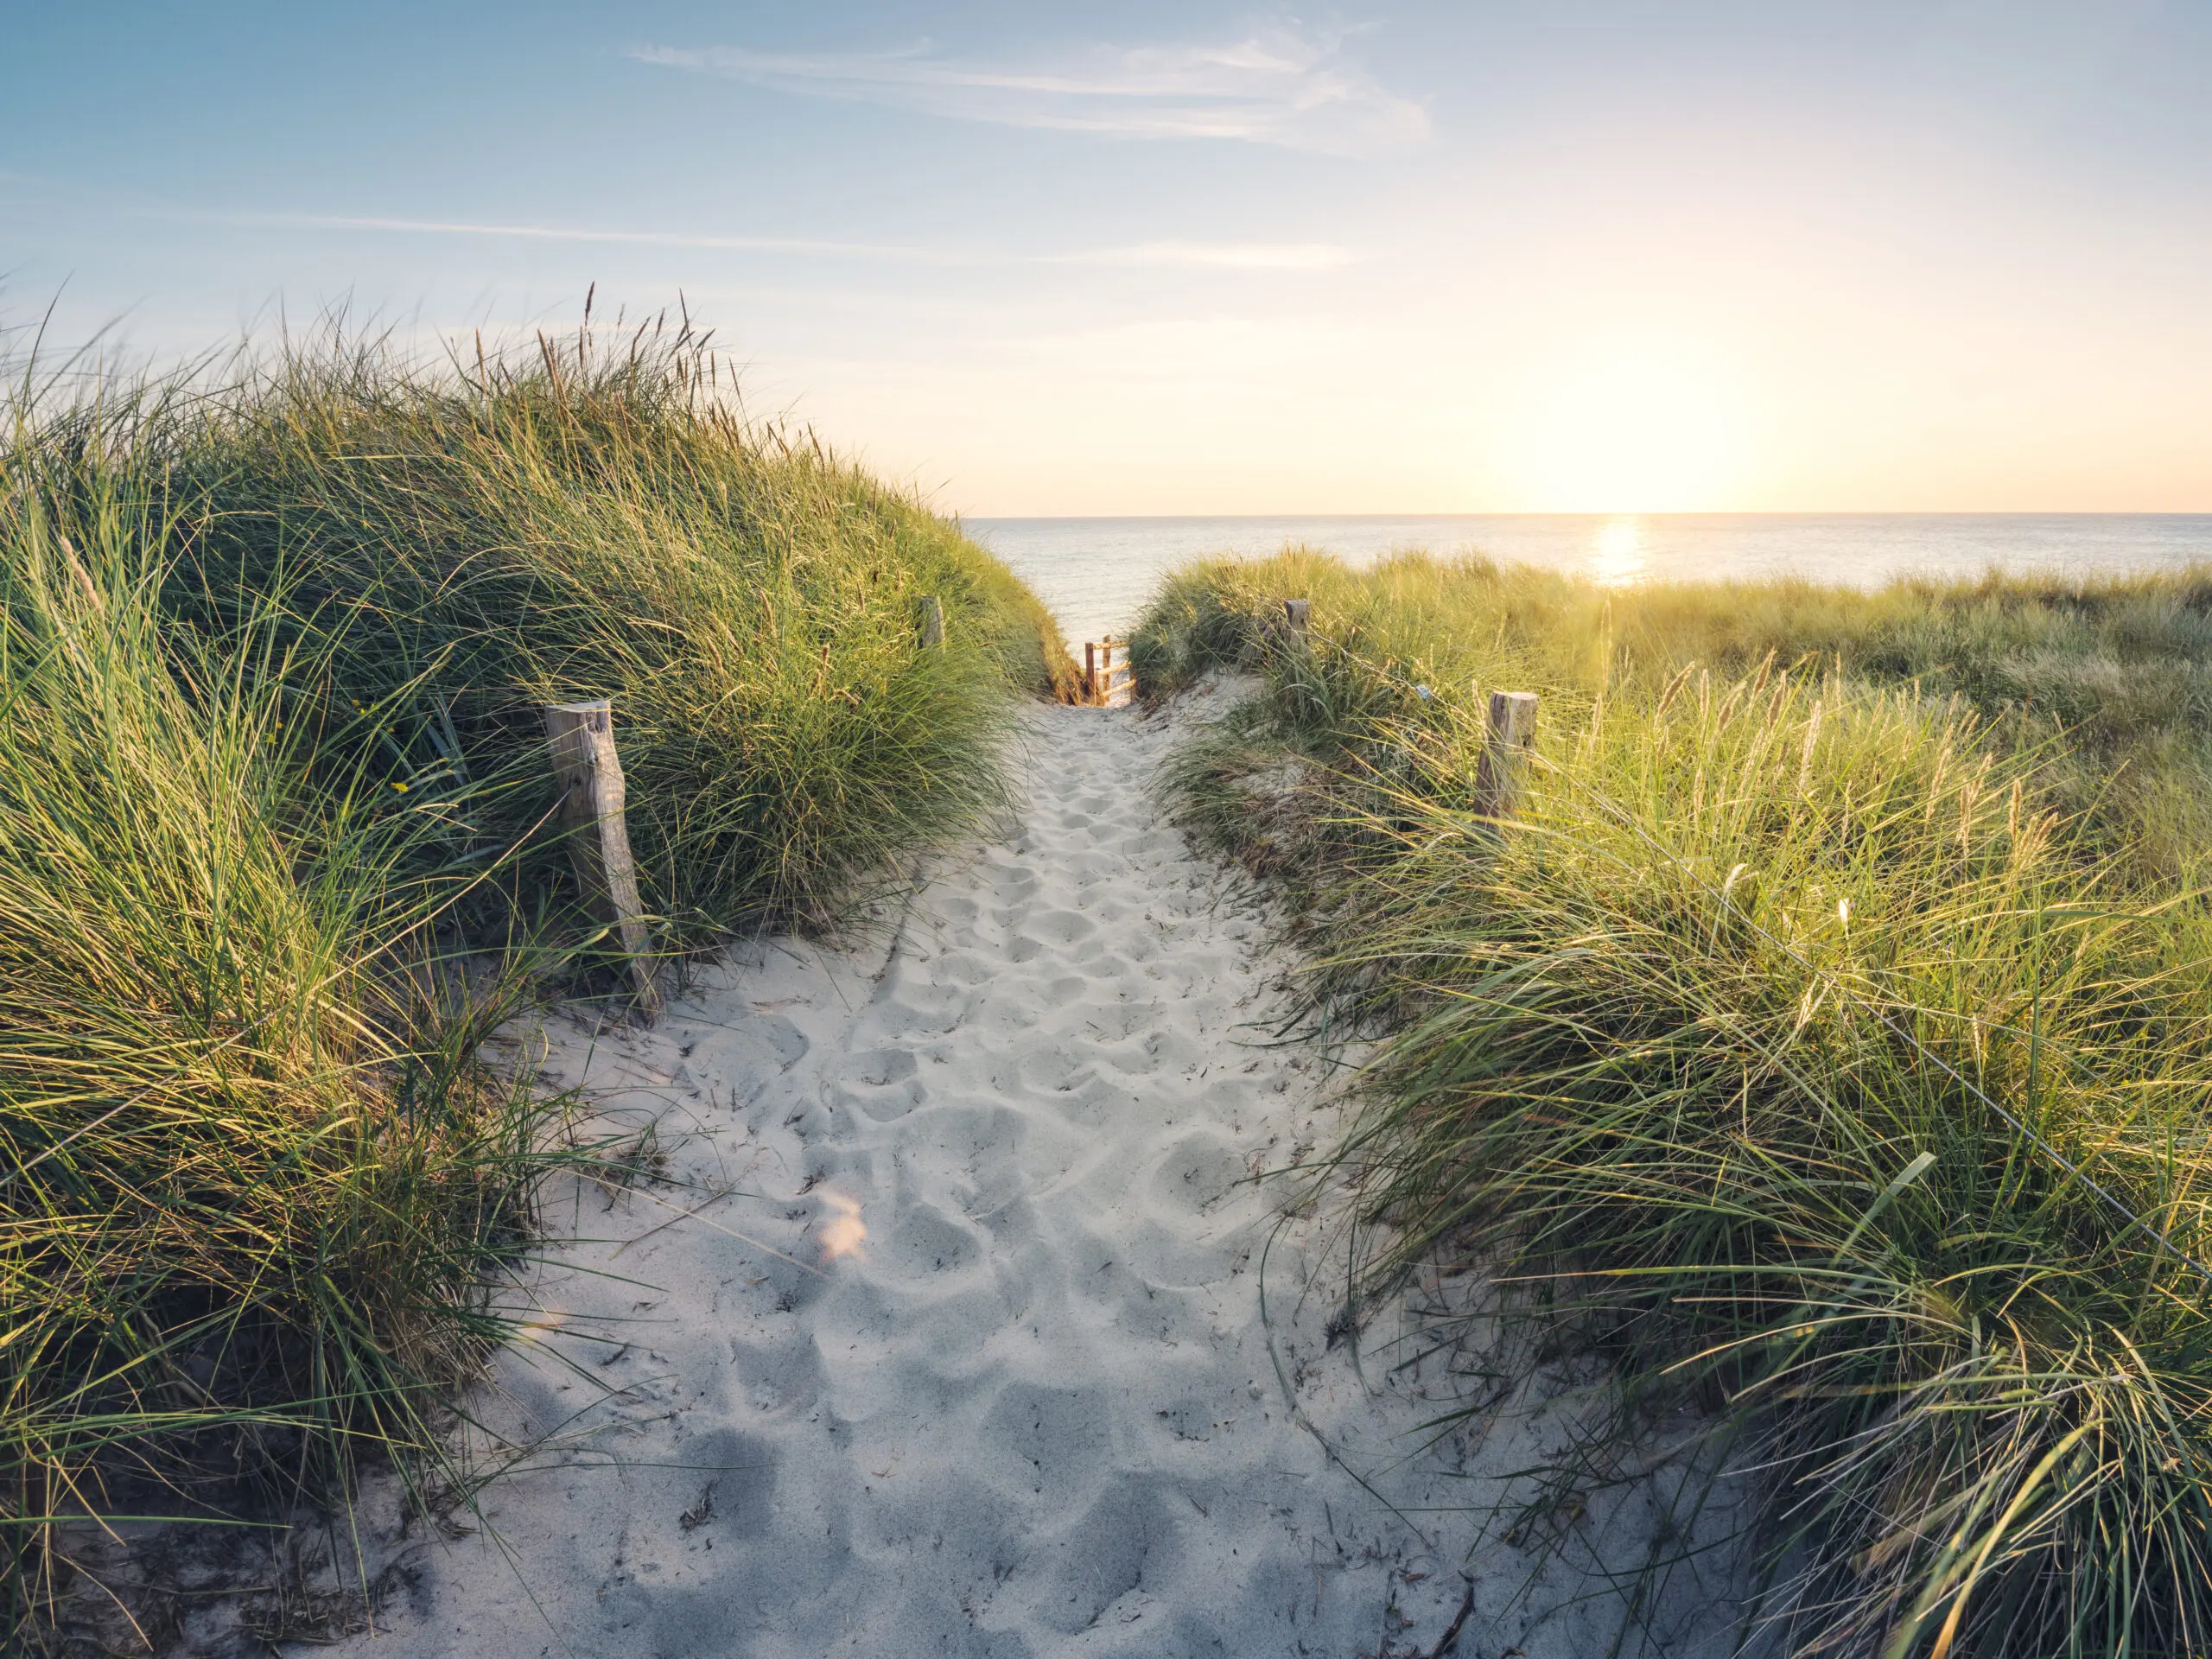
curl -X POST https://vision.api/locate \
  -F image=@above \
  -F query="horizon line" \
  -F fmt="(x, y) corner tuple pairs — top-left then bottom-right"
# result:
(959, 508), (2212, 520)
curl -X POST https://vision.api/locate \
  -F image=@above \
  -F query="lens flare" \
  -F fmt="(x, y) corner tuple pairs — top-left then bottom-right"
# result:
(819, 1191), (867, 1262)
(1515, 345), (1756, 512)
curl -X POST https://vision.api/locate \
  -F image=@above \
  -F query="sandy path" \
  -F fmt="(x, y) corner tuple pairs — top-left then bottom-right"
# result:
(321, 693), (1738, 1659)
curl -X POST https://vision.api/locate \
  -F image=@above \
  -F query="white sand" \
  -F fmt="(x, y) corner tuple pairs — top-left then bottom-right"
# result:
(320, 690), (1745, 1658)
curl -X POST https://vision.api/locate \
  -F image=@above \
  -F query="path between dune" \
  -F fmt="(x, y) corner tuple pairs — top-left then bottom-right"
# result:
(317, 688), (1738, 1659)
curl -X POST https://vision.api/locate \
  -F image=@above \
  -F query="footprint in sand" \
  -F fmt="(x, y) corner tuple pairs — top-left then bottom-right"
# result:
(317, 687), (1752, 1659)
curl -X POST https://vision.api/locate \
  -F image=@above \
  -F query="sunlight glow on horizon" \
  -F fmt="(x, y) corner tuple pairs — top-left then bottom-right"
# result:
(1507, 346), (1763, 514)
(8, 7), (2210, 516)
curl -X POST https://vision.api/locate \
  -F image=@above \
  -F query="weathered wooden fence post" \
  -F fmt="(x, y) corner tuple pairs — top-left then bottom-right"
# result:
(543, 698), (659, 1016)
(918, 594), (945, 649)
(1081, 639), (1132, 706)
(1282, 598), (1311, 642)
(1473, 690), (1540, 821)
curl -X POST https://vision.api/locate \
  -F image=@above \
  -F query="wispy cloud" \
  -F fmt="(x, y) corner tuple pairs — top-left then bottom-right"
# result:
(1047, 241), (1357, 270)
(232, 212), (1359, 272)
(626, 22), (1430, 158)
(283, 213), (967, 264)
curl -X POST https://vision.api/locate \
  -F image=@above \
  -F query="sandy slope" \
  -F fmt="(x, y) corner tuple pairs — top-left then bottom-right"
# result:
(320, 689), (1744, 1659)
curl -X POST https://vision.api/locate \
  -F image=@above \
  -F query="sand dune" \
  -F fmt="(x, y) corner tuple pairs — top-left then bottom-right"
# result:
(320, 687), (1742, 1658)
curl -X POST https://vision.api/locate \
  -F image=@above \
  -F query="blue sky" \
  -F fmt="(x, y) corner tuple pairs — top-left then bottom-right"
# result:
(6, 3), (2209, 512)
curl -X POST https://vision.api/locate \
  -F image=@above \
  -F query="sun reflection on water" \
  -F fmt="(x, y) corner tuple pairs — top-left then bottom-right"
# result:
(1591, 518), (1645, 585)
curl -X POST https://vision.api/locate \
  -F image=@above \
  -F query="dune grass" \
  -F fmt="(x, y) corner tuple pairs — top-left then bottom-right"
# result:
(0, 402), (585, 1647)
(162, 319), (1076, 944)
(1137, 547), (2212, 881)
(1, 321), (1068, 1646)
(1139, 550), (2212, 1656)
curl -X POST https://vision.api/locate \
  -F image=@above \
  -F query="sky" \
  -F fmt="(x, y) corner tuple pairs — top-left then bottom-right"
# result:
(5, 2), (2210, 515)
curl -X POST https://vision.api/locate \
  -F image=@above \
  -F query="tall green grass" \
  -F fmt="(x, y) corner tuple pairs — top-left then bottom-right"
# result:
(164, 319), (1076, 942)
(1141, 550), (2212, 1657)
(0, 393), (588, 1646)
(1138, 548), (2212, 880)
(1, 321), (1068, 1645)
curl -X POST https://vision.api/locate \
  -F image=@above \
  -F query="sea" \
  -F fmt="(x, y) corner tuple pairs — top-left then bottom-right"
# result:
(965, 514), (2212, 653)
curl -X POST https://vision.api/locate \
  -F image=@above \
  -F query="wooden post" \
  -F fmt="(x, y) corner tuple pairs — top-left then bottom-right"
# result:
(1473, 690), (1540, 821)
(1282, 598), (1311, 641)
(543, 698), (659, 1015)
(918, 594), (945, 649)
(1082, 639), (1133, 707)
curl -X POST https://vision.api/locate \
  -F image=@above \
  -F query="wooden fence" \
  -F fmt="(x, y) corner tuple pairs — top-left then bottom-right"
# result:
(1084, 638), (1135, 707)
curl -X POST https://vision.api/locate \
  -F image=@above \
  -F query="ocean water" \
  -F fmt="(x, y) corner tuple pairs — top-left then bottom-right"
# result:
(966, 513), (2212, 652)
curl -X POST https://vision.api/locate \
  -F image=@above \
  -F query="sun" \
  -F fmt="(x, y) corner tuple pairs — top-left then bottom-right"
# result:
(1513, 346), (1757, 512)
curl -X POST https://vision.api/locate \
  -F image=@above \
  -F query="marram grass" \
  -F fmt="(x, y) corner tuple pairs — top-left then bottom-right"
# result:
(0, 322), (1068, 1645)
(162, 318), (1077, 943)
(1141, 550), (2212, 1657)
(0, 414), (589, 1644)
(1136, 546), (2212, 881)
